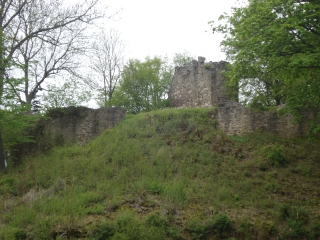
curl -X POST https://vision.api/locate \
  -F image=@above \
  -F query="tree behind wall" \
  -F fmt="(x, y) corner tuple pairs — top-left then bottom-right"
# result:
(6, 0), (103, 109)
(211, 0), (320, 134)
(42, 77), (93, 111)
(172, 51), (195, 67)
(0, 0), (104, 173)
(89, 29), (125, 107)
(108, 57), (173, 114)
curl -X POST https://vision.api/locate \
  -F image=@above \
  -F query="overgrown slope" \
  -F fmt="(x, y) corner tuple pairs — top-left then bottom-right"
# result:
(1, 108), (320, 240)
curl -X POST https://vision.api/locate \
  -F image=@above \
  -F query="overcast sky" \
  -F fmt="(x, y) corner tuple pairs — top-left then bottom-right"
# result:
(105, 0), (240, 63)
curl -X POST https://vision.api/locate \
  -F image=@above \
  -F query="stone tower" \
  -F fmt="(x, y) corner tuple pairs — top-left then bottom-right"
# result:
(169, 57), (230, 108)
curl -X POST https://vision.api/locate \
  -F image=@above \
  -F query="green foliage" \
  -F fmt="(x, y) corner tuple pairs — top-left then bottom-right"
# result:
(42, 77), (92, 112)
(277, 204), (291, 221)
(264, 180), (281, 193)
(204, 63), (211, 70)
(144, 180), (164, 195)
(33, 219), (52, 240)
(265, 145), (285, 166)
(172, 51), (194, 67)
(0, 227), (27, 240)
(0, 105), (39, 150)
(283, 219), (307, 239)
(0, 105), (39, 170)
(236, 219), (253, 239)
(45, 106), (88, 119)
(0, 108), (320, 239)
(107, 56), (173, 114)
(211, 0), (320, 135)
(213, 214), (232, 236)
(91, 221), (115, 240)
(229, 135), (250, 143)
(164, 181), (188, 207)
(185, 218), (208, 239)
(90, 211), (170, 240)
(276, 205), (310, 239)
(13, 229), (27, 240)
(145, 213), (168, 230)
(0, 177), (16, 195)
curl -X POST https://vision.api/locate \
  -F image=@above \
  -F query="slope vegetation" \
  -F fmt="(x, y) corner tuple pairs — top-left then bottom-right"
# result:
(0, 108), (320, 239)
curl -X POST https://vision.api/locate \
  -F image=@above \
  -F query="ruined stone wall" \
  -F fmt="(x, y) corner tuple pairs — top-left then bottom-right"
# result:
(169, 57), (309, 137)
(43, 106), (126, 145)
(169, 57), (230, 108)
(217, 101), (308, 137)
(11, 106), (126, 163)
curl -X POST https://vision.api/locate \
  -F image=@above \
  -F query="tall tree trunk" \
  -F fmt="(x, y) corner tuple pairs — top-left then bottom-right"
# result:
(0, 133), (6, 173)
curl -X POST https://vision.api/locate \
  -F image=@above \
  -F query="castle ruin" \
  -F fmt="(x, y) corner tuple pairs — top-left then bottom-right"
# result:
(169, 57), (230, 108)
(169, 57), (309, 137)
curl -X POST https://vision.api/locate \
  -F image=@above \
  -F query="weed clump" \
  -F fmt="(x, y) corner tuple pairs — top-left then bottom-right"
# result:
(90, 221), (115, 240)
(266, 145), (285, 166)
(213, 213), (233, 237)
(185, 218), (208, 239)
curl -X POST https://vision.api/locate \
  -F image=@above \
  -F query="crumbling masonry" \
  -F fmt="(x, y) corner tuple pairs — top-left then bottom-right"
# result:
(169, 57), (230, 108)
(169, 57), (308, 137)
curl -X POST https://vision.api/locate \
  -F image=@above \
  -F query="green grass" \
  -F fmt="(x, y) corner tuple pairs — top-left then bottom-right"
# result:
(1, 107), (320, 239)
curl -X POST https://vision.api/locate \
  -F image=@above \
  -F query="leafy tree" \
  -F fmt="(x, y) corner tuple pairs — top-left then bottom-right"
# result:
(211, 0), (320, 133)
(0, 104), (38, 168)
(108, 57), (173, 114)
(172, 51), (195, 67)
(41, 77), (93, 111)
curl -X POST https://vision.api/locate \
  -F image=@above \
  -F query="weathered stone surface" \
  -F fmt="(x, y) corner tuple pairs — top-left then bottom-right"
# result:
(169, 57), (230, 108)
(169, 56), (310, 137)
(217, 100), (308, 137)
(10, 107), (126, 163)
(43, 106), (126, 145)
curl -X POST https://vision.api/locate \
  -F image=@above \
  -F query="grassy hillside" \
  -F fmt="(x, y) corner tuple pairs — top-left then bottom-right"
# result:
(0, 108), (320, 240)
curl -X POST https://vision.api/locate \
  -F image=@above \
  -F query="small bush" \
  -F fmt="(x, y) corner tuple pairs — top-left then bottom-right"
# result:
(145, 213), (168, 230)
(283, 220), (307, 239)
(145, 181), (164, 195)
(14, 229), (27, 240)
(185, 219), (208, 239)
(91, 221), (115, 240)
(111, 210), (168, 240)
(32, 219), (52, 240)
(277, 204), (291, 221)
(266, 145), (285, 166)
(213, 213), (232, 237)
(167, 226), (183, 240)
(257, 159), (269, 171)
(264, 220), (277, 235)
(277, 205), (310, 239)
(236, 219), (253, 239)
(265, 180), (280, 193)
(0, 227), (27, 240)
(204, 63), (211, 69)
(308, 223), (320, 239)
(85, 203), (105, 215)
(0, 177), (16, 195)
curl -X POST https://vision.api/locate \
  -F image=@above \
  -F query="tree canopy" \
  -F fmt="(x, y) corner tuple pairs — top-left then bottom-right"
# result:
(211, 0), (320, 133)
(107, 57), (173, 114)
(172, 51), (195, 67)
